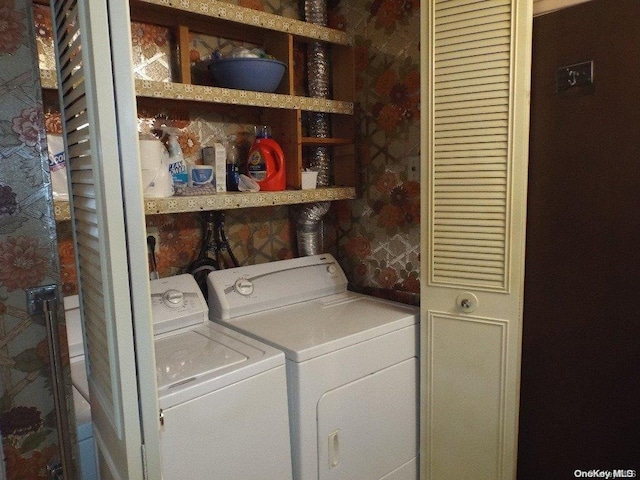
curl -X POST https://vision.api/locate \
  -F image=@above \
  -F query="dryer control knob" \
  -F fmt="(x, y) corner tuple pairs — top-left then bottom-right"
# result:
(162, 289), (184, 308)
(235, 278), (254, 296)
(327, 264), (337, 274)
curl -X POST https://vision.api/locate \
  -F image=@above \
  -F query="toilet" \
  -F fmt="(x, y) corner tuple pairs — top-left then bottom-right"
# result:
(64, 295), (98, 480)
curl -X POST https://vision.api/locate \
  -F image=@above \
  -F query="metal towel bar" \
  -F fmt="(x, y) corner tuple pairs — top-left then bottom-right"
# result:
(27, 285), (76, 480)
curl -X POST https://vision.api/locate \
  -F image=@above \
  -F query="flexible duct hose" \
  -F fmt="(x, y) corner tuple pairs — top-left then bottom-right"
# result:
(297, 0), (331, 256)
(296, 201), (331, 255)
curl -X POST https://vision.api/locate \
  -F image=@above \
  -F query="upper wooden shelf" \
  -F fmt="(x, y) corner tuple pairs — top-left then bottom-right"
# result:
(135, 80), (353, 115)
(130, 0), (352, 46)
(54, 187), (356, 221)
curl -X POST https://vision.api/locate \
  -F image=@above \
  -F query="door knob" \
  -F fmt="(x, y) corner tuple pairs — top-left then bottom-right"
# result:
(456, 292), (478, 313)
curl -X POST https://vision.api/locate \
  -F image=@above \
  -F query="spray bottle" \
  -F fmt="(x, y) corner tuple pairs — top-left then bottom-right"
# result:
(161, 127), (188, 192)
(246, 125), (286, 191)
(226, 135), (240, 191)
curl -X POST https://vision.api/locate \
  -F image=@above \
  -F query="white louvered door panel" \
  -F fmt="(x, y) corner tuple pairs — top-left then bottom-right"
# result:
(420, 1), (532, 479)
(433, 0), (513, 290)
(50, 0), (161, 478)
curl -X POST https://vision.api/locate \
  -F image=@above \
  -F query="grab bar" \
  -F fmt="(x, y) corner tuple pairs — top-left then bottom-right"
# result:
(27, 285), (76, 480)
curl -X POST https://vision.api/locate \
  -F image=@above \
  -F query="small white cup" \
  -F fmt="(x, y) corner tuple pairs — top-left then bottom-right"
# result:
(301, 171), (318, 190)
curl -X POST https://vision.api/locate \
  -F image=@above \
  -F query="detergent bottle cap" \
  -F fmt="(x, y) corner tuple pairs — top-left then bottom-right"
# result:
(254, 125), (271, 139)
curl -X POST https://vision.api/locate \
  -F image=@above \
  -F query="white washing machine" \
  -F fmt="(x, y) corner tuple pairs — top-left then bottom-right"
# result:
(68, 275), (293, 480)
(64, 295), (98, 480)
(151, 274), (293, 479)
(207, 254), (419, 480)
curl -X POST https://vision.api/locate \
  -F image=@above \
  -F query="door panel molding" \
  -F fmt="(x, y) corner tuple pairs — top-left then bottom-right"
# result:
(424, 313), (508, 479)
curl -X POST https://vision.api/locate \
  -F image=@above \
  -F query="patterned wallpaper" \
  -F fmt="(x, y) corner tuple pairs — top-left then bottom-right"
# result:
(0, 0), (66, 477)
(331, 0), (421, 305)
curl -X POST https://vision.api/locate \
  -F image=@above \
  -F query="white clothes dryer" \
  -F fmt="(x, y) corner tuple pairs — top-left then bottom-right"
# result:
(207, 255), (419, 480)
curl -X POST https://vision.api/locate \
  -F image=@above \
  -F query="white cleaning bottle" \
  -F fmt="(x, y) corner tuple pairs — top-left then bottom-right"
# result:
(162, 127), (188, 192)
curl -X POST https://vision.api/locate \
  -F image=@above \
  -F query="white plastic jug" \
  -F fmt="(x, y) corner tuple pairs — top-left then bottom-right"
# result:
(139, 134), (174, 197)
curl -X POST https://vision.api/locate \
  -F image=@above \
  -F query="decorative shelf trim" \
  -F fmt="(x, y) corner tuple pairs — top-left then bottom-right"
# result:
(144, 187), (356, 214)
(39, 74), (353, 115)
(54, 187), (355, 220)
(54, 201), (71, 222)
(133, 0), (352, 46)
(135, 80), (354, 115)
(40, 69), (57, 89)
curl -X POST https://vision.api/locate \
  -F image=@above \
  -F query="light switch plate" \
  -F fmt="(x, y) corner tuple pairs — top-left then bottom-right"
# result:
(557, 61), (593, 92)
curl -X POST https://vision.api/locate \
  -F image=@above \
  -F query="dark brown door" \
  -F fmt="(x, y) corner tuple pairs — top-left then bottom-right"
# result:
(519, 0), (640, 478)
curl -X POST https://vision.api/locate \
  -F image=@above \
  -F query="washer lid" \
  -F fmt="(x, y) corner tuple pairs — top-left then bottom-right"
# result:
(71, 387), (93, 442)
(155, 322), (285, 409)
(219, 291), (418, 363)
(155, 330), (246, 390)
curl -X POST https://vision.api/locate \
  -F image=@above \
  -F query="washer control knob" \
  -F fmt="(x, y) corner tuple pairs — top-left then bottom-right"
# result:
(327, 264), (337, 274)
(162, 289), (184, 308)
(235, 278), (254, 296)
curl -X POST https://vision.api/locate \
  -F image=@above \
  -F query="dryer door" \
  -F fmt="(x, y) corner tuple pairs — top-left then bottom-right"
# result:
(317, 358), (418, 480)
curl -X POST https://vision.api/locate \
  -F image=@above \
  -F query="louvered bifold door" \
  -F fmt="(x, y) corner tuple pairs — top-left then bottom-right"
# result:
(49, 0), (160, 478)
(420, 1), (532, 479)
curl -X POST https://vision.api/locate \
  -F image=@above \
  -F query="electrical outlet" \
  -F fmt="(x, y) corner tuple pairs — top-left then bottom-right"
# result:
(407, 156), (420, 182)
(146, 226), (159, 254)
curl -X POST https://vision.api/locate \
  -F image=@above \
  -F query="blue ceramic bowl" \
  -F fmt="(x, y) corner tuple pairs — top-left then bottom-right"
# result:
(208, 57), (287, 93)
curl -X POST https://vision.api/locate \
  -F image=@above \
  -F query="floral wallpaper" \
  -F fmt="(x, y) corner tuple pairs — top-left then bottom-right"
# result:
(330, 0), (421, 305)
(0, 0), (68, 478)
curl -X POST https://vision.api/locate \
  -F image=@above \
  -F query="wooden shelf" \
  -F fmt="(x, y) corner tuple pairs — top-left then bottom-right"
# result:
(40, 75), (353, 116)
(135, 80), (353, 115)
(40, 69), (57, 89)
(301, 137), (353, 146)
(54, 187), (355, 220)
(54, 200), (71, 222)
(130, 0), (352, 46)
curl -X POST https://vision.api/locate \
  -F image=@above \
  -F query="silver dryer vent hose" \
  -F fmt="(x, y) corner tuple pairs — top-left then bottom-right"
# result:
(298, 0), (331, 256)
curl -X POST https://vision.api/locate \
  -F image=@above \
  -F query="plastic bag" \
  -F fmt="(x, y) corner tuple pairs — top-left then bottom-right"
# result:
(237, 174), (260, 192)
(47, 134), (69, 201)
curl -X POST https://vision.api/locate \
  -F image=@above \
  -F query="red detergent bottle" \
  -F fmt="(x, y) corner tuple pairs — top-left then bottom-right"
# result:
(246, 125), (286, 191)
